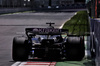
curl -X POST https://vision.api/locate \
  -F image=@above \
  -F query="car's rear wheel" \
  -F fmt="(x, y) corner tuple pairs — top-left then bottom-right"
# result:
(65, 36), (85, 61)
(12, 36), (29, 61)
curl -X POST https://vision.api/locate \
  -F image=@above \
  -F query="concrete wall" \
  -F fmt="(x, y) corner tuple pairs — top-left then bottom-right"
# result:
(0, 7), (32, 14)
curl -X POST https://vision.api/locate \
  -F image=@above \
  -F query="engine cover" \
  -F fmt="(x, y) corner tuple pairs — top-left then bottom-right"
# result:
(41, 39), (54, 46)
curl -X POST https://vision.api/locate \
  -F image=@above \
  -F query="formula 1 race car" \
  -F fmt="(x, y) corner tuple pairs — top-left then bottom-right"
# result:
(12, 23), (85, 61)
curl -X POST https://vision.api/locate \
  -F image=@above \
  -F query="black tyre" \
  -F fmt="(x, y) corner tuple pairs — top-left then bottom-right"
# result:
(12, 36), (29, 61)
(65, 36), (85, 61)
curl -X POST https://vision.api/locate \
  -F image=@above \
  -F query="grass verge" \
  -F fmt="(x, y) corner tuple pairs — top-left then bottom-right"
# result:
(58, 11), (95, 66)
(55, 59), (95, 66)
(62, 11), (90, 35)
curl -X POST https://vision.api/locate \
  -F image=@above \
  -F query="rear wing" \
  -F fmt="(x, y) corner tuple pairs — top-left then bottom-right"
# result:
(25, 28), (68, 35)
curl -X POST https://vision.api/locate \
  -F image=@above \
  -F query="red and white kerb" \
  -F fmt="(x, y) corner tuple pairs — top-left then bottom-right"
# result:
(19, 62), (56, 66)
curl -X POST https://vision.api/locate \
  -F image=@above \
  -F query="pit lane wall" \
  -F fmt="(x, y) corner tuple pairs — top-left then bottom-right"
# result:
(0, 7), (32, 14)
(90, 18), (100, 66)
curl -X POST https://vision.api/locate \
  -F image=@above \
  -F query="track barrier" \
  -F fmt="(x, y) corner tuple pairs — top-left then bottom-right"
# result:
(90, 18), (100, 66)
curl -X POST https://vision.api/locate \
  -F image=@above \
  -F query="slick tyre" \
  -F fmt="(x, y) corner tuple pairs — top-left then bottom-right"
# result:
(12, 36), (29, 61)
(65, 36), (85, 61)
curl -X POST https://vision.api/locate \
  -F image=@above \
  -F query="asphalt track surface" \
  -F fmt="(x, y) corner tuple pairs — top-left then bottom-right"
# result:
(0, 10), (83, 66)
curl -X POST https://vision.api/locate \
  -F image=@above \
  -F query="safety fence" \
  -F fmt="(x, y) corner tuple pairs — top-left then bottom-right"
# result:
(0, 0), (32, 8)
(0, 0), (86, 8)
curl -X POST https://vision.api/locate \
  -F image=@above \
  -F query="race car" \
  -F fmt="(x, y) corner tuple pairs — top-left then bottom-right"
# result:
(12, 23), (85, 61)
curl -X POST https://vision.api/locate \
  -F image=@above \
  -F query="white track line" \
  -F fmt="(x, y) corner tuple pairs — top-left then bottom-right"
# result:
(59, 18), (70, 29)
(11, 62), (21, 66)
(59, 12), (77, 29)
